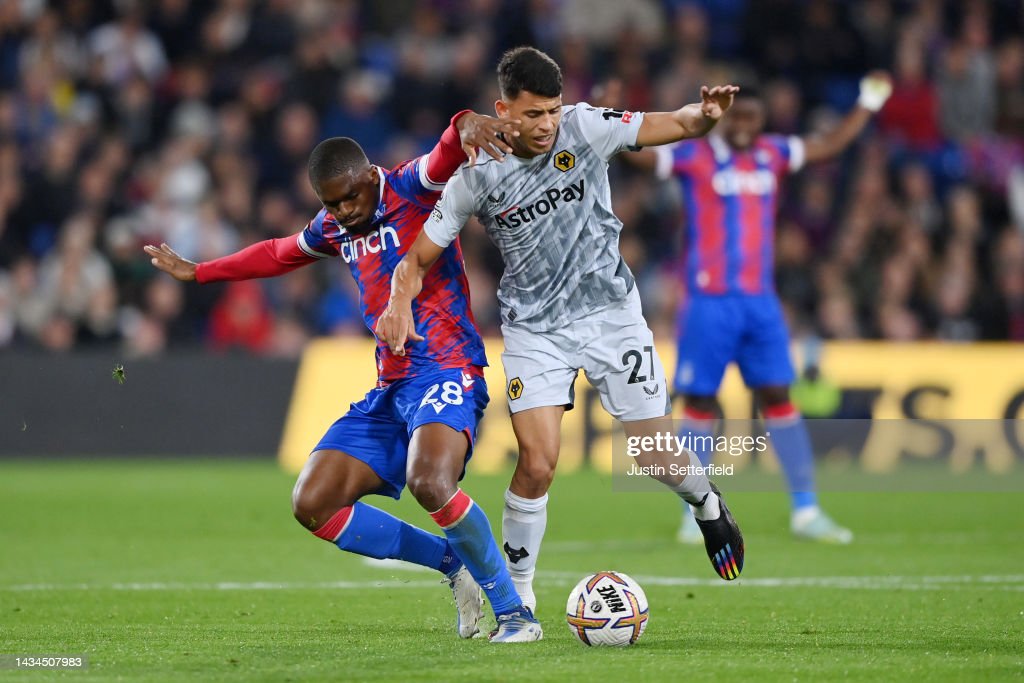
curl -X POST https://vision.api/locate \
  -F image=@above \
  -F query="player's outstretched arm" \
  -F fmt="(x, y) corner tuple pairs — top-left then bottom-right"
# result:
(144, 236), (317, 284)
(144, 243), (197, 281)
(376, 231), (446, 356)
(802, 71), (892, 164)
(635, 84), (740, 147)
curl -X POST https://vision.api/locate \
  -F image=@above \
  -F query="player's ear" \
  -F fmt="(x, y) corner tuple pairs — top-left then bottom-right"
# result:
(495, 99), (509, 118)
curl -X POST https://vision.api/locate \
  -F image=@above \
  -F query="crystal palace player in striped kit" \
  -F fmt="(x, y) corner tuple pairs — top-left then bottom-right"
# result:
(627, 73), (893, 544)
(145, 111), (542, 642)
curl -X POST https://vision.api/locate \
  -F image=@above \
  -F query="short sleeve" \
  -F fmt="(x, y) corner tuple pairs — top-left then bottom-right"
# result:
(653, 141), (703, 180)
(761, 134), (806, 174)
(298, 208), (341, 259)
(384, 157), (441, 208)
(573, 102), (646, 161)
(422, 173), (476, 249)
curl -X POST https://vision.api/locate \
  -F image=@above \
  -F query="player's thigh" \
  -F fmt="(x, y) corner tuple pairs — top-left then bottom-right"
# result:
(500, 323), (580, 414)
(581, 288), (670, 421)
(400, 368), (489, 507)
(674, 294), (742, 396)
(736, 295), (796, 389)
(308, 386), (411, 500)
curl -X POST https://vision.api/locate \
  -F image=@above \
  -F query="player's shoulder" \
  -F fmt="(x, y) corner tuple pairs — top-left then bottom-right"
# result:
(561, 101), (590, 118)
(560, 101), (599, 127)
(755, 133), (792, 153)
(448, 156), (507, 191)
(308, 206), (338, 230)
(385, 157), (417, 175)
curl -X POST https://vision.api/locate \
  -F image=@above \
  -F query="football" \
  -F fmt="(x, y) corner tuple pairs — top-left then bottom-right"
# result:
(565, 571), (649, 646)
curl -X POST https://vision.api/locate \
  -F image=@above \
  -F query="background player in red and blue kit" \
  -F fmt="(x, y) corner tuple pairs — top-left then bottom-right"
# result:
(145, 111), (542, 642)
(629, 73), (893, 544)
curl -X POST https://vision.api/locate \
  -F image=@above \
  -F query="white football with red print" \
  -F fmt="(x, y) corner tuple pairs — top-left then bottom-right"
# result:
(565, 571), (649, 647)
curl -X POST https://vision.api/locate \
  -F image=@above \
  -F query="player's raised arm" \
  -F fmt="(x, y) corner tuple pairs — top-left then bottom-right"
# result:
(422, 111), (521, 188)
(635, 84), (740, 147)
(801, 71), (892, 164)
(454, 111), (520, 166)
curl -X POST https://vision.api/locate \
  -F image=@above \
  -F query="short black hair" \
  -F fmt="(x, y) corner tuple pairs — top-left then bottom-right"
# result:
(497, 46), (562, 100)
(307, 137), (370, 187)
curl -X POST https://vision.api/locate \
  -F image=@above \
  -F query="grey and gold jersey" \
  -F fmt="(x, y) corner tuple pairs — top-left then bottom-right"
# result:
(423, 102), (645, 332)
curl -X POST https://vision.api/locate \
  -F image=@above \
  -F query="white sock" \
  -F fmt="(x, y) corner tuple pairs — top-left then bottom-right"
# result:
(502, 489), (547, 612)
(673, 449), (721, 521)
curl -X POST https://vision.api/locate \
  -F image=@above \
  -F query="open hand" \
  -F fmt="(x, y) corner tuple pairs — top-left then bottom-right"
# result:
(699, 84), (740, 120)
(456, 113), (521, 165)
(143, 243), (197, 281)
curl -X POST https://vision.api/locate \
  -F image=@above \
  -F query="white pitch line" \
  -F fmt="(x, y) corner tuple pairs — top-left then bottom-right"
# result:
(2, 580), (442, 592)
(541, 572), (1024, 591)
(2, 574), (1023, 592)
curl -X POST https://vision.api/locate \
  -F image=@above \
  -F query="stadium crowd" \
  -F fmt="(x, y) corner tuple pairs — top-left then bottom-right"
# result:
(0, 0), (1022, 357)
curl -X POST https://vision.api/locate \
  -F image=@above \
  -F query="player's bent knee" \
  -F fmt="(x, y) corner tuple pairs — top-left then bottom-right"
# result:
(513, 449), (557, 494)
(684, 394), (720, 415)
(406, 471), (458, 512)
(291, 476), (359, 531)
(756, 386), (790, 407)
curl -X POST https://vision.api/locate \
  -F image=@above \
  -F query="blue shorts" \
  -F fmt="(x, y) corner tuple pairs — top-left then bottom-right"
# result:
(674, 293), (795, 396)
(313, 367), (489, 499)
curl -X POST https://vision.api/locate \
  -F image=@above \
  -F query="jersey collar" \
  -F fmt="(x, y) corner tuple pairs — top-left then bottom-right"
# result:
(708, 134), (732, 163)
(371, 165), (387, 224)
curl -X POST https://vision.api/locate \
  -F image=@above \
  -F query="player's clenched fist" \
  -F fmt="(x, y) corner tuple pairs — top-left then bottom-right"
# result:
(375, 303), (424, 356)
(699, 85), (740, 121)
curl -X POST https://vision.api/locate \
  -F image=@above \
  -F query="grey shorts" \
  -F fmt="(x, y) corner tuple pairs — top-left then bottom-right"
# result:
(500, 288), (671, 421)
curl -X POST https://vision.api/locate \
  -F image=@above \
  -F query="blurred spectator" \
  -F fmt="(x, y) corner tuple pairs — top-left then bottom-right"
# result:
(88, 4), (168, 87)
(877, 35), (942, 151)
(209, 280), (274, 353)
(937, 10), (996, 141)
(0, 1), (1021, 356)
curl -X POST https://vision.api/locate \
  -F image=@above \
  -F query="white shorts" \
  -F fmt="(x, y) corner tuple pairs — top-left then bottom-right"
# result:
(500, 287), (671, 421)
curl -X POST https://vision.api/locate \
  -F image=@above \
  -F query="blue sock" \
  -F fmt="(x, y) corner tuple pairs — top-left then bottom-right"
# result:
(431, 490), (523, 616)
(764, 404), (818, 510)
(313, 502), (461, 576)
(679, 408), (716, 516)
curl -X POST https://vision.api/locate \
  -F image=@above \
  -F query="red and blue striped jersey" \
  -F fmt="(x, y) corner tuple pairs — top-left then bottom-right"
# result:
(297, 158), (486, 383)
(654, 134), (805, 295)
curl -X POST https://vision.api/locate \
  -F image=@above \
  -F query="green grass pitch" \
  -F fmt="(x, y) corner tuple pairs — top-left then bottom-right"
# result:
(2, 460), (1022, 682)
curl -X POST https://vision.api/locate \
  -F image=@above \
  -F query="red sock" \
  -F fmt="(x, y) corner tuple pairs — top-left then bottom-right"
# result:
(429, 490), (473, 530)
(312, 506), (353, 542)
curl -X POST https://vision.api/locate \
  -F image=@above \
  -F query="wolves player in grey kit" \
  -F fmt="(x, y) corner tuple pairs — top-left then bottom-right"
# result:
(378, 47), (745, 618)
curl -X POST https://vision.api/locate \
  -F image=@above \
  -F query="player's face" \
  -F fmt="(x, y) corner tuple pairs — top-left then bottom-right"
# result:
(315, 167), (380, 234)
(721, 98), (765, 150)
(496, 91), (562, 157)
